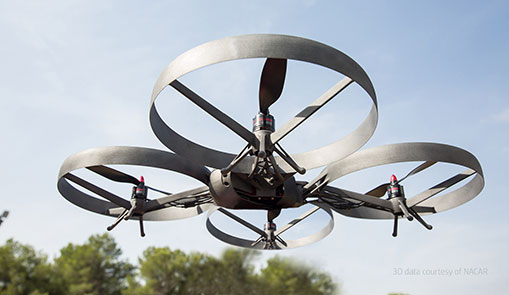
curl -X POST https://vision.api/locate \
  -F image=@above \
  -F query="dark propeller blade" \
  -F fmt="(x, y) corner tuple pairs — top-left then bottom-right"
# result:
(87, 165), (140, 185)
(259, 58), (287, 113)
(398, 161), (436, 183)
(88, 166), (173, 199)
(365, 183), (390, 197)
(365, 161), (437, 198)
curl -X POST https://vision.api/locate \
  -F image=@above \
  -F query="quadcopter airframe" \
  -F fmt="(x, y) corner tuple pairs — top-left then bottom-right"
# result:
(57, 34), (484, 250)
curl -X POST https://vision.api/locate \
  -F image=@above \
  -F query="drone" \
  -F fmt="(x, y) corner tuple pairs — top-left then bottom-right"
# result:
(57, 34), (484, 250)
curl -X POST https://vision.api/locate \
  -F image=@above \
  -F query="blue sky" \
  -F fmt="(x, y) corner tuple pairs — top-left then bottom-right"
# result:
(1, 1), (508, 294)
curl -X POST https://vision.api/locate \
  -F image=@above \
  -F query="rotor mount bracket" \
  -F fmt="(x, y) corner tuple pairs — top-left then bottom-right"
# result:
(253, 129), (273, 158)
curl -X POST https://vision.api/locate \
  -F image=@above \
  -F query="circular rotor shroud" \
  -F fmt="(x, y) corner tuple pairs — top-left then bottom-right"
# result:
(150, 34), (379, 173)
(205, 202), (334, 249)
(314, 142), (485, 219)
(57, 146), (212, 221)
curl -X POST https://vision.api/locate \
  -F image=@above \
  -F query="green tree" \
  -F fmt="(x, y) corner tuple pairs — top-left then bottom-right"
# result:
(54, 233), (134, 295)
(210, 248), (260, 295)
(0, 239), (63, 295)
(2, 235), (341, 295)
(133, 246), (338, 295)
(134, 246), (229, 295)
(135, 246), (190, 295)
(134, 247), (262, 295)
(260, 255), (338, 295)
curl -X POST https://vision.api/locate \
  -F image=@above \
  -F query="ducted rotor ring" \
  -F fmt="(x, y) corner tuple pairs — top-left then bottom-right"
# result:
(309, 142), (484, 219)
(150, 34), (379, 173)
(205, 202), (334, 250)
(57, 146), (212, 221)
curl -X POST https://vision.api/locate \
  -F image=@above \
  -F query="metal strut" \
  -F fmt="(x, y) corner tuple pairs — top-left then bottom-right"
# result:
(390, 185), (432, 237)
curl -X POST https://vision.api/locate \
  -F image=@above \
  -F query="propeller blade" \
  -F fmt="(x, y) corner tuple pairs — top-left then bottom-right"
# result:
(87, 165), (140, 185)
(259, 58), (287, 113)
(364, 161), (437, 198)
(398, 161), (436, 183)
(365, 183), (389, 197)
(63, 173), (131, 209)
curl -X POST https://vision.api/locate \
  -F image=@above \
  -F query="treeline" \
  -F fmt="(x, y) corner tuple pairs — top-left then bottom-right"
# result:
(0, 234), (338, 295)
